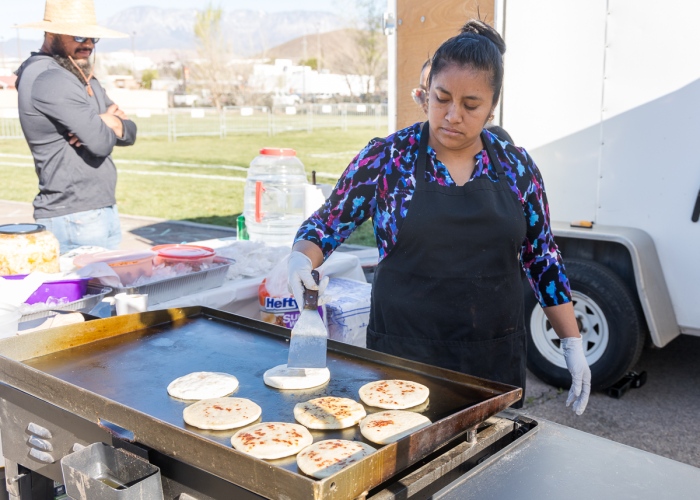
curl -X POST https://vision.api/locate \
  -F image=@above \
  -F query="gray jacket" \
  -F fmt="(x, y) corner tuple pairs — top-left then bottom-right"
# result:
(15, 53), (137, 218)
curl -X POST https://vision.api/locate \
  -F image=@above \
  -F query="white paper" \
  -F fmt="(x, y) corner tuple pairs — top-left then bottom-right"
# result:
(0, 273), (54, 307)
(73, 262), (123, 288)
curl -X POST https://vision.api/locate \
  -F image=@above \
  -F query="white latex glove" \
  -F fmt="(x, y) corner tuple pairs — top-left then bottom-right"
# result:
(287, 251), (329, 312)
(561, 336), (592, 415)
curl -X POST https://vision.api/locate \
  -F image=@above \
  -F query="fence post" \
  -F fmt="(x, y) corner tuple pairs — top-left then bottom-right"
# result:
(168, 109), (175, 142)
(220, 107), (226, 139)
(307, 103), (313, 133)
(270, 106), (275, 136)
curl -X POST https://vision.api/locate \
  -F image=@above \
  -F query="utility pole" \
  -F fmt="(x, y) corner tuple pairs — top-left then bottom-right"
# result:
(302, 34), (307, 99)
(316, 25), (322, 72)
(15, 27), (21, 62)
(131, 31), (136, 76)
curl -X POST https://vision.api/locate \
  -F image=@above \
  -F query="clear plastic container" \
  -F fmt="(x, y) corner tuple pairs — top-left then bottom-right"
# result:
(243, 148), (308, 246)
(73, 250), (156, 286)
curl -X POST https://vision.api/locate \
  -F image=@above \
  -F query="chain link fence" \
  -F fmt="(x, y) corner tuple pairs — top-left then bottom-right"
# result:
(0, 103), (387, 141)
(0, 109), (22, 139)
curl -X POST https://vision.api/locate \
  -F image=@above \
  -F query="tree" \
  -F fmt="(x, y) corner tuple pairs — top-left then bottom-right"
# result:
(336, 0), (387, 99)
(299, 58), (319, 71)
(191, 4), (238, 109)
(141, 69), (159, 90)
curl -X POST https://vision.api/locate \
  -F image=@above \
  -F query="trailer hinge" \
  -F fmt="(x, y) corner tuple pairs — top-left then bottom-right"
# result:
(383, 12), (396, 36)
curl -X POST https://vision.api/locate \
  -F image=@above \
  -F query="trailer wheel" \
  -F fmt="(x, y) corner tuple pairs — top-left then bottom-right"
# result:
(525, 258), (646, 390)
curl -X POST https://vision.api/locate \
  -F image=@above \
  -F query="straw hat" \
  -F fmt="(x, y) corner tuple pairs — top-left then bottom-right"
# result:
(17, 0), (128, 38)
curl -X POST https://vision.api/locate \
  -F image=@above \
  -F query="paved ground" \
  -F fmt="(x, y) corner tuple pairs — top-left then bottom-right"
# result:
(522, 335), (700, 468)
(2, 199), (699, 469)
(0, 200), (237, 248)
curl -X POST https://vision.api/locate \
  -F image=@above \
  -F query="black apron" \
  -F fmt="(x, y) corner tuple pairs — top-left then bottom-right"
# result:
(367, 123), (528, 403)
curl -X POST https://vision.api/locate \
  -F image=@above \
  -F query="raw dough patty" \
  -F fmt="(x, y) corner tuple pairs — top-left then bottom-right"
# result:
(167, 371), (239, 400)
(263, 364), (330, 390)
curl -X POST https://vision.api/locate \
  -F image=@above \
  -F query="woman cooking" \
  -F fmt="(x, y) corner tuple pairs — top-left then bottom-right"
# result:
(288, 21), (590, 414)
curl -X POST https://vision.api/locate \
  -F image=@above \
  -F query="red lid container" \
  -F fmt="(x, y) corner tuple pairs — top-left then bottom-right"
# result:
(151, 244), (216, 268)
(259, 148), (297, 156)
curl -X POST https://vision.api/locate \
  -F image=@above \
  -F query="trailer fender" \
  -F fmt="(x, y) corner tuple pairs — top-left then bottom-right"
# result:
(551, 222), (679, 347)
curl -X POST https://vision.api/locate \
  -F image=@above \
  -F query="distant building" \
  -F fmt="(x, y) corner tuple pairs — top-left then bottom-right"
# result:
(104, 75), (141, 90)
(99, 51), (157, 73)
(151, 78), (180, 92)
(0, 58), (22, 77)
(248, 59), (374, 98)
(0, 75), (17, 90)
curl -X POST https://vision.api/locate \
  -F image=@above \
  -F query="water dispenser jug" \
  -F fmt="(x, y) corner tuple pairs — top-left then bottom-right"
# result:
(244, 148), (308, 246)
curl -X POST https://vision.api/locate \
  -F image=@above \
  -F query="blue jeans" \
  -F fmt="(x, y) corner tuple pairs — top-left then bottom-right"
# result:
(36, 205), (122, 254)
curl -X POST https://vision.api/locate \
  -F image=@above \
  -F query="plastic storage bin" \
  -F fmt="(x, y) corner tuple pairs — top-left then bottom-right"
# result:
(3, 275), (91, 305)
(243, 148), (308, 246)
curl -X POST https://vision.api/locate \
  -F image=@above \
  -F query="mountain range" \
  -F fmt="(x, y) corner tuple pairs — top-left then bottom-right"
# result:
(2, 6), (348, 61)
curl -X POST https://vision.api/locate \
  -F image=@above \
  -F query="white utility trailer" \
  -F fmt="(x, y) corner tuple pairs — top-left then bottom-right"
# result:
(500, 0), (700, 389)
(387, 0), (700, 389)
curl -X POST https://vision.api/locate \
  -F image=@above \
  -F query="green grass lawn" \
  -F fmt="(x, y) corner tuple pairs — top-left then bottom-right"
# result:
(0, 127), (381, 246)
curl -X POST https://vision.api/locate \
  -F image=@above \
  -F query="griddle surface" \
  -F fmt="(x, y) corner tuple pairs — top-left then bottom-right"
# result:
(25, 314), (490, 473)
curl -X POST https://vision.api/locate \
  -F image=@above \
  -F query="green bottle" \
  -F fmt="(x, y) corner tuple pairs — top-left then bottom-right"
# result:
(237, 215), (249, 241)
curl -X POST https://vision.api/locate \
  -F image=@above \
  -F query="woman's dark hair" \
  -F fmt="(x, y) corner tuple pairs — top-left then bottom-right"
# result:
(460, 19), (506, 56)
(429, 19), (506, 105)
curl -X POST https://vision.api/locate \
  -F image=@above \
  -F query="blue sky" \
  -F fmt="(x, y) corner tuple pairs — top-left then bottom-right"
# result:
(3, 0), (336, 41)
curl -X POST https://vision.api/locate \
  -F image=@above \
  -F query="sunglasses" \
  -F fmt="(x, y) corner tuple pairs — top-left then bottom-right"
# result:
(73, 36), (100, 44)
(411, 87), (427, 105)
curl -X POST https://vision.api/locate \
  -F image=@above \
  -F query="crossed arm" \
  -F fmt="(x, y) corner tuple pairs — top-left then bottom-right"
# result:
(32, 72), (137, 157)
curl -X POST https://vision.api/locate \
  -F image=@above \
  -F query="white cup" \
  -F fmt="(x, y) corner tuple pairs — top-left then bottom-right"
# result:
(114, 293), (149, 315)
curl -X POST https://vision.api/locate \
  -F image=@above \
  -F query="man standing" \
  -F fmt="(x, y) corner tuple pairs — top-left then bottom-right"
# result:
(15, 0), (137, 253)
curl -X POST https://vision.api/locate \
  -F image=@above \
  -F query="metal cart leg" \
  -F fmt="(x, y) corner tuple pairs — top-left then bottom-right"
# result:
(5, 460), (25, 500)
(4, 460), (53, 500)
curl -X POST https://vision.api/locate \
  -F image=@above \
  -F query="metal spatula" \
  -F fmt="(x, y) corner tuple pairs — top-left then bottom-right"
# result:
(287, 270), (327, 368)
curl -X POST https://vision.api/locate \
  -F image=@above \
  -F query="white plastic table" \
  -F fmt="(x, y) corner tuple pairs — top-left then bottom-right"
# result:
(149, 243), (366, 319)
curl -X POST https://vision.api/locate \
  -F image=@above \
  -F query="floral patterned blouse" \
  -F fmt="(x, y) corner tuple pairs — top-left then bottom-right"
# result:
(294, 122), (572, 308)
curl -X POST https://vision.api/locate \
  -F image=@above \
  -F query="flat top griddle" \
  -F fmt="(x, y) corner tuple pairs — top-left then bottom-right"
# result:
(0, 307), (520, 500)
(25, 314), (491, 472)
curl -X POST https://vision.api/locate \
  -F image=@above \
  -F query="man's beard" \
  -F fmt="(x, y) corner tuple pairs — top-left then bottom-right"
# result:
(49, 36), (93, 80)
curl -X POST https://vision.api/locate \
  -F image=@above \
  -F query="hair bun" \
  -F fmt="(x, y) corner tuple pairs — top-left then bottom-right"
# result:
(459, 19), (506, 55)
